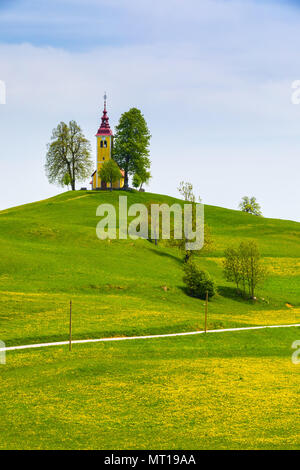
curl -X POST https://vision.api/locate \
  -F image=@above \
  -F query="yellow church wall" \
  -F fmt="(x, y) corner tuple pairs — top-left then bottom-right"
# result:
(93, 135), (124, 189)
(96, 136), (111, 188)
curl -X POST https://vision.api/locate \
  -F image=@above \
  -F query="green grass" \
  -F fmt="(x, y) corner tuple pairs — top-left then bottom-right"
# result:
(1, 328), (299, 450)
(0, 190), (299, 346)
(0, 190), (299, 450)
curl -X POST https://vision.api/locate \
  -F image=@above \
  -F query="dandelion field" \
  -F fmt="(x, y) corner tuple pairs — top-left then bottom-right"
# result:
(0, 328), (299, 450)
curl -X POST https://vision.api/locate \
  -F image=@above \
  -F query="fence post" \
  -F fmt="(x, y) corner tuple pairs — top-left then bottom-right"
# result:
(69, 300), (72, 351)
(0, 341), (6, 364)
(205, 291), (208, 333)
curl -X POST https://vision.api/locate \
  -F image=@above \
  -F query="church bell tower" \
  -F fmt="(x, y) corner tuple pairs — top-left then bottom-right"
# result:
(92, 93), (113, 189)
(91, 93), (124, 190)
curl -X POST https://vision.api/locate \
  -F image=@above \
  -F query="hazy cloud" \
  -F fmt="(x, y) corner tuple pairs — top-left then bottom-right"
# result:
(0, 0), (300, 221)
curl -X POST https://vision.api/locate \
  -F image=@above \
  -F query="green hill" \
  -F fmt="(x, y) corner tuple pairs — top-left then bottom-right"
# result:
(0, 190), (299, 346)
(1, 190), (299, 450)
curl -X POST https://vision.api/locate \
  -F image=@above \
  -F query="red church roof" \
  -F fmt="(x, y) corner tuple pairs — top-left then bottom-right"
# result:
(96, 93), (113, 136)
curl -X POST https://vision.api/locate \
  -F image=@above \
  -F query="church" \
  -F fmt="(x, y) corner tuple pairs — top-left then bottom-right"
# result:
(90, 94), (124, 190)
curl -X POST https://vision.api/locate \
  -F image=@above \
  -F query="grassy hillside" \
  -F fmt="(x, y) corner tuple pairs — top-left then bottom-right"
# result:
(0, 190), (299, 346)
(0, 190), (299, 450)
(1, 328), (299, 450)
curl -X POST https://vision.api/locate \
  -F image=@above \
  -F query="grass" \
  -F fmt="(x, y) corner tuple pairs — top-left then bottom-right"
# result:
(0, 327), (299, 450)
(0, 190), (299, 347)
(0, 190), (299, 450)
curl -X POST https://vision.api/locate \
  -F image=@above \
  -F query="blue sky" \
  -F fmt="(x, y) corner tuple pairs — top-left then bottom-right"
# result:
(0, 0), (300, 221)
(1, 0), (300, 51)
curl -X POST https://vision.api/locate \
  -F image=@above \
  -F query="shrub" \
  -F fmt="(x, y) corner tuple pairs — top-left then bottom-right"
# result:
(183, 262), (216, 299)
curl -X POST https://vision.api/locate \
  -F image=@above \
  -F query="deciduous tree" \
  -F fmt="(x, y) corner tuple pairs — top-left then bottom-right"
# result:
(113, 108), (151, 190)
(45, 121), (92, 190)
(132, 169), (151, 190)
(223, 240), (267, 298)
(99, 160), (122, 191)
(239, 196), (262, 216)
(178, 181), (201, 203)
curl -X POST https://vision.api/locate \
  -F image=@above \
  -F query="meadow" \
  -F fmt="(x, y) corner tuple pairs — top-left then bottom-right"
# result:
(0, 190), (299, 347)
(0, 328), (299, 450)
(0, 190), (299, 449)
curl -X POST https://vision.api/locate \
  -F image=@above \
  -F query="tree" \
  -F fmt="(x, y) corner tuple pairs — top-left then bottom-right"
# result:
(113, 108), (151, 190)
(132, 168), (151, 190)
(223, 246), (243, 293)
(223, 241), (267, 298)
(168, 202), (213, 262)
(239, 196), (262, 216)
(62, 172), (72, 189)
(45, 121), (92, 190)
(240, 241), (267, 298)
(99, 159), (122, 191)
(145, 200), (160, 246)
(183, 262), (216, 300)
(178, 181), (202, 203)
(172, 222), (213, 263)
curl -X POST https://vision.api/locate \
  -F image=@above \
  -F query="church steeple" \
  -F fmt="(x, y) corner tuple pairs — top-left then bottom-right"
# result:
(96, 92), (113, 136)
(91, 93), (124, 190)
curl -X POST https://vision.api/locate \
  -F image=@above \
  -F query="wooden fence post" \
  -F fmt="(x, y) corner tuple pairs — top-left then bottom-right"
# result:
(69, 300), (72, 351)
(205, 291), (208, 333)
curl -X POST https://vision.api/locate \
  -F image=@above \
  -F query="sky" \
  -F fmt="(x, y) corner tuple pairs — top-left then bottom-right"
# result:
(0, 0), (300, 221)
